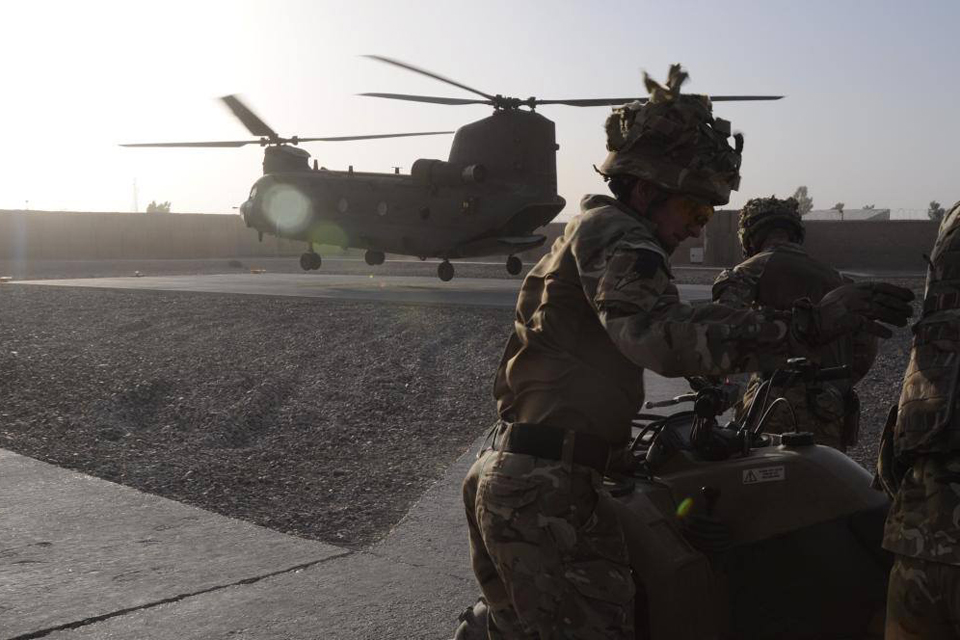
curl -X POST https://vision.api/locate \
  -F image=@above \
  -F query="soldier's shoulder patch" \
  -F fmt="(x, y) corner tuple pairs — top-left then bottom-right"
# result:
(632, 250), (666, 279)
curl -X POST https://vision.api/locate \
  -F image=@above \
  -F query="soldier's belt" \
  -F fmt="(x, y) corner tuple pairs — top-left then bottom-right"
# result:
(916, 321), (960, 344)
(924, 291), (960, 315)
(494, 422), (618, 475)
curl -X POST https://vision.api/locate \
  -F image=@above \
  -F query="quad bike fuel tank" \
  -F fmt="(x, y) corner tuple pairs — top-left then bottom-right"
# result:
(616, 424), (890, 640)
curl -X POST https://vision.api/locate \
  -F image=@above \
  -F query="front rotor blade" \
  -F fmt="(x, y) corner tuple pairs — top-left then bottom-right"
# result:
(220, 95), (278, 139)
(359, 92), (491, 106)
(120, 140), (258, 148)
(535, 98), (649, 107)
(363, 55), (496, 101)
(297, 131), (454, 143)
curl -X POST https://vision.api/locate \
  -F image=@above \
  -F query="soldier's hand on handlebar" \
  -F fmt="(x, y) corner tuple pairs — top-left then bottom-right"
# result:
(807, 282), (915, 342)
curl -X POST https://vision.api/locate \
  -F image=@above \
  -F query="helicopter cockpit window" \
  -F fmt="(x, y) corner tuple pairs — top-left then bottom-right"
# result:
(249, 186), (258, 200)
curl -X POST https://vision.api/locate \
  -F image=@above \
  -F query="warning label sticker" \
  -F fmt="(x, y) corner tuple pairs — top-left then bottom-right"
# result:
(742, 466), (786, 485)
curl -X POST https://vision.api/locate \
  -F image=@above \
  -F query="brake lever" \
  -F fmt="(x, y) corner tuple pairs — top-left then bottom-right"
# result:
(645, 393), (697, 409)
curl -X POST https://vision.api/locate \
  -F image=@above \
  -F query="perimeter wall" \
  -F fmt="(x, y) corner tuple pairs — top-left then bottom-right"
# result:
(702, 210), (937, 271)
(531, 212), (936, 272)
(0, 210), (304, 260)
(0, 209), (939, 271)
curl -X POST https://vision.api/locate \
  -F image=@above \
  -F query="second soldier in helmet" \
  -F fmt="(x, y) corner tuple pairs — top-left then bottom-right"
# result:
(461, 64), (913, 639)
(713, 196), (880, 451)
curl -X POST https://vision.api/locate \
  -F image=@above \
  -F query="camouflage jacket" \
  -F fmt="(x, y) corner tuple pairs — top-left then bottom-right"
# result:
(883, 201), (960, 565)
(494, 194), (807, 446)
(712, 242), (877, 445)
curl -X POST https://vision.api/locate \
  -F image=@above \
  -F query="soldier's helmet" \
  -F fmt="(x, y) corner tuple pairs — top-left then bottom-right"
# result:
(737, 196), (805, 256)
(598, 64), (743, 207)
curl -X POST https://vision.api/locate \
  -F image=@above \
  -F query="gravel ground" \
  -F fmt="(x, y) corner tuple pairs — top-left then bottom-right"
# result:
(0, 259), (925, 549)
(0, 284), (510, 548)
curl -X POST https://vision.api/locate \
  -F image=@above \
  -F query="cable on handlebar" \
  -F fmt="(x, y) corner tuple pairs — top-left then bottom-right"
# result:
(752, 396), (798, 436)
(742, 379), (774, 434)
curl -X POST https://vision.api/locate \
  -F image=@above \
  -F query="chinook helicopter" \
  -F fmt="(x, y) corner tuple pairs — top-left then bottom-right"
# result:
(125, 57), (782, 281)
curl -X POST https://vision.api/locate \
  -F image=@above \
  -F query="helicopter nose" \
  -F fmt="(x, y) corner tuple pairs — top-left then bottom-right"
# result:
(239, 199), (253, 225)
(240, 198), (263, 229)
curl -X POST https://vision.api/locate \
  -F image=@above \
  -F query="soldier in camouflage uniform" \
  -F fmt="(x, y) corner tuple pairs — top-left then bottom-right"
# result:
(462, 65), (914, 640)
(713, 196), (879, 451)
(878, 201), (960, 639)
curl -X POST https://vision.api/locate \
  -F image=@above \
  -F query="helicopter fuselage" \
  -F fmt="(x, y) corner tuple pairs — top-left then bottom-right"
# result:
(240, 164), (563, 259)
(239, 109), (566, 261)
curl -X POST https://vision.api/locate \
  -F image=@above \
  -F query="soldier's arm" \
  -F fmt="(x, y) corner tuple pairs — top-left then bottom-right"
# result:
(575, 237), (800, 378)
(839, 275), (880, 383)
(850, 325), (880, 383)
(712, 257), (764, 308)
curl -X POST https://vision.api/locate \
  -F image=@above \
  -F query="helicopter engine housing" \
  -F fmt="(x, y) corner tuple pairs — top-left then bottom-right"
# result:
(263, 145), (311, 175)
(447, 110), (558, 191)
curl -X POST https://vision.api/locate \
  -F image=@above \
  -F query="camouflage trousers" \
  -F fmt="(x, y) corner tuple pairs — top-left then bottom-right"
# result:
(462, 448), (635, 639)
(737, 380), (850, 451)
(886, 554), (960, 639)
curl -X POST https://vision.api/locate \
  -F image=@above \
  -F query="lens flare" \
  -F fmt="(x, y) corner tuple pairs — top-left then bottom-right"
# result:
(307, 222), (348, 248)
(262, 184), (312, 234)
(676, 496), (694, 518)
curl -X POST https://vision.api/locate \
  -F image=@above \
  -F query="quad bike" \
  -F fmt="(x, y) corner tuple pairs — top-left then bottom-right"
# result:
(455, 358), (890, 639)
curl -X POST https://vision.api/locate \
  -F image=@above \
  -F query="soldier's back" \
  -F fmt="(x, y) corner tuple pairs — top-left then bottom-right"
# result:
(715, 243), (858, 448)
(756, 243), (844, 310)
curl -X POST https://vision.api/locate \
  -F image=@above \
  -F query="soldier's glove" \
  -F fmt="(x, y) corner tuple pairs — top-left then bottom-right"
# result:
(794, 283), (915, 344)
(680, 514), (732, 555)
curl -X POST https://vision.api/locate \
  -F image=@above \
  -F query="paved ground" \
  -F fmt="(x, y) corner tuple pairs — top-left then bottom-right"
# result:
(2, 373), (688, 640)
(1, 271), (700, 639)
(10, 273), (713, 308)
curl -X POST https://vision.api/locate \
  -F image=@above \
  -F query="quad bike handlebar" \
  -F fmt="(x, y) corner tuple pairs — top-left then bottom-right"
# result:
(636, 358), (852, 467)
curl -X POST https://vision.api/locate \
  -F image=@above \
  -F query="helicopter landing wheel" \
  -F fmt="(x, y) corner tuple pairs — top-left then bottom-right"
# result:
(364, 250), (385, 266)
(506, 255), (522, 276)
(300, 252), (321, 271)
(438, 260), (454, 282)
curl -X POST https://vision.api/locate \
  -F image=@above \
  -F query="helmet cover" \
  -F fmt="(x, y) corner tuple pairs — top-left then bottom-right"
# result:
(599, 64), (744, 206)
(738, 195), (805, 256)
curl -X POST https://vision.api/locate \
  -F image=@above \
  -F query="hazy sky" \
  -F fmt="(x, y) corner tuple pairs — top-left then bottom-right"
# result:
(2, 0), (957, 219)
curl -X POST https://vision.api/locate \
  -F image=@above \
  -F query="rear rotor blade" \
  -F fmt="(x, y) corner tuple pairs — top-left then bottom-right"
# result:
(359, 92), (492, 106)
(220, 95), (278, 139)
(363, 55), (496, 101)
(706, 95), (784, 102)
(534, 95), (783, 107)
(121, 140), (258, 148)
(297, 131), (454, 142)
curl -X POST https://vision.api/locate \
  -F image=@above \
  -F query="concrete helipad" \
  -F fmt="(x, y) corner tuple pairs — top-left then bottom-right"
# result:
(2, 272), (705, 638)
(11, 273), (713, 307)
(1, 371), (689, 640)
